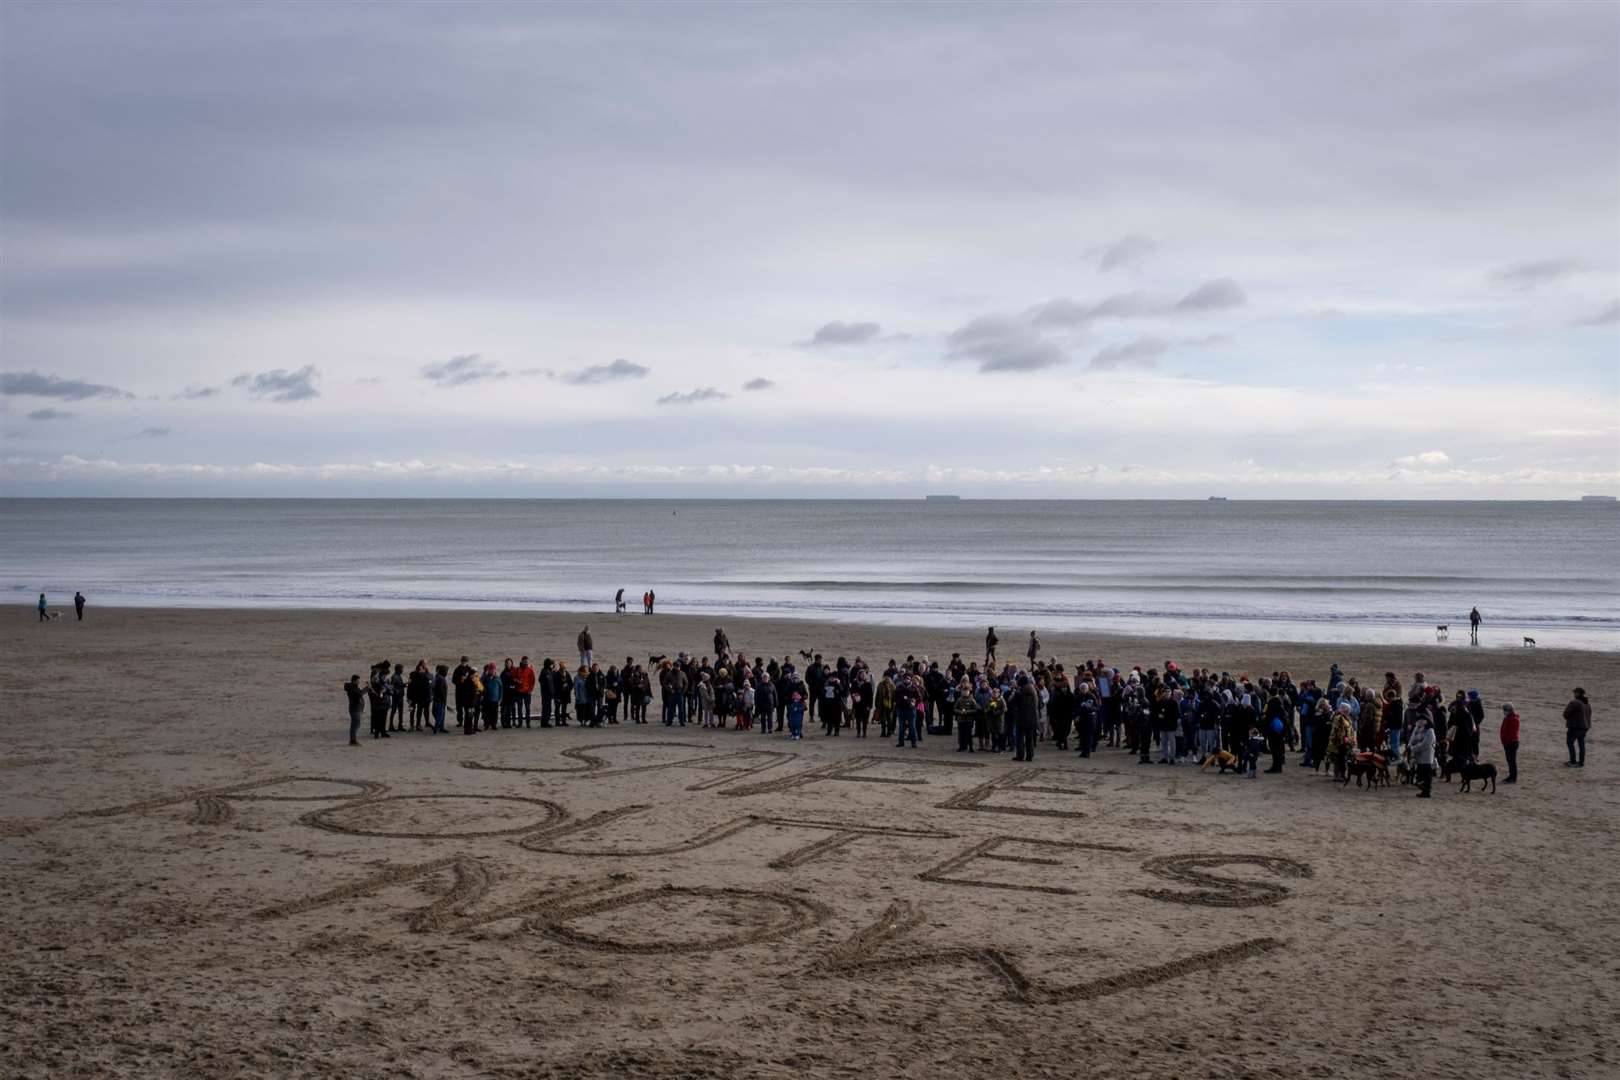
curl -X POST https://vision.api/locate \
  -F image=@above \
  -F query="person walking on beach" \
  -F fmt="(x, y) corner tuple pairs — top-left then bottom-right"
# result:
(1564, 687), (1591, 767)
(1499, 702), (1520, 783)
(342, 674), (364, 746)
(577, 626), (593, 668)
(73, 591), (85, 621)
(1469, 606), (1482, 644)
(37, 593), (47, 622)
(985, 627), (998, 668)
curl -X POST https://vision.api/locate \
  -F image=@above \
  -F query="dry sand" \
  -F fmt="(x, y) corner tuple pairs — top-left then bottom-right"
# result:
(2, 607), (1617, 1079)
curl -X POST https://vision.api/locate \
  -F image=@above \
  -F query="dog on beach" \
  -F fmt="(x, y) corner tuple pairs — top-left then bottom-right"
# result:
(1344, 752), (1389, 791)
(1523, 637), (1536, 647)
(1396, 760), (1417, 786)
(1457, 761), (1498, 794)
(798, 649), (816, 660)
(1435, 624), (1449, 640)
(43, 611), (61, 621)
(647, 654), (667, 665)
(1200, 749), (1239, 773)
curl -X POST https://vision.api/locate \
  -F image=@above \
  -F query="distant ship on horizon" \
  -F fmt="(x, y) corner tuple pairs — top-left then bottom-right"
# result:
(1580, 494), (1617, 502)
(1208, 496), (1229, 501)
(925, 494), (962, 502)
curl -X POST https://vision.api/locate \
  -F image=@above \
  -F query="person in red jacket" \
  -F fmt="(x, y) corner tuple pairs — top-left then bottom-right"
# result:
(1500, 703), (1521, 784)
(515, 656), (538, 727)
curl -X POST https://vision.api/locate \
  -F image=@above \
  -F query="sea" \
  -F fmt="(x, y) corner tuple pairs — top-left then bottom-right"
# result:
(2, 499), (1617, 651)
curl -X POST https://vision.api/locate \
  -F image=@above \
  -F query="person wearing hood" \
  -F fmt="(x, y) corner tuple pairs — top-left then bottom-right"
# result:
(1010, 674), (1039, 762)
(1564, 688), (1592, 767)
(1499, 703), (1521, 783)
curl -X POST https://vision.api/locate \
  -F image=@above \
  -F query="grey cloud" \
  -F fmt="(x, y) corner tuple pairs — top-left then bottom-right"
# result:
(230, 365), (320, 402)
(175, 385), (220, 399)
(1491, 258), (1583, 290)
(801, 321), (883, 347)
(422, 353), (506, 385)
(1181, 333), (1232, 347)
(657, 387), (729, 405)
(132, 426), (171, 438)
(0, 370), (133, 400)
(1025, 278), (1244, 329)
(1028, 292), (1154, 328)
(559, 358), (649, 385)
(1173, 278), (1246, 311)
(27, 407), (75, 420)
(1094, 234), (1157, 273)
(742, 377), (776, 391)
(948, 315), (1067, 373)
(1570, 300), (1620, 327)
(1088, 335), (1171, 371)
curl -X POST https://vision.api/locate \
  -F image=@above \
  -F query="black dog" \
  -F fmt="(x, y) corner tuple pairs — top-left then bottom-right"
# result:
(1458, 761), (1498, 794)
(647, 653), (667, 665)
(798, 649), (816, 660)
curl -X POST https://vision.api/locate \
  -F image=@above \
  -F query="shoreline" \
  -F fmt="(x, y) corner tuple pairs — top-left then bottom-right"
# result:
(17, 601), (1616, 654)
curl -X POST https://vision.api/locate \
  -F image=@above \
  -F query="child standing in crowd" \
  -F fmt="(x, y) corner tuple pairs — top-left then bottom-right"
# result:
(787, 692), (805, 741)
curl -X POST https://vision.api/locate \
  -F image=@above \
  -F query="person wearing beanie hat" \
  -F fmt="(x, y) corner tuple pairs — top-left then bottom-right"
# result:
(1500, 703), (1521, 783)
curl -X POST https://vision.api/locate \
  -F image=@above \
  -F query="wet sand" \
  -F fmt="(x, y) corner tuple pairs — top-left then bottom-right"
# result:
(2, 607), (1616, 1079)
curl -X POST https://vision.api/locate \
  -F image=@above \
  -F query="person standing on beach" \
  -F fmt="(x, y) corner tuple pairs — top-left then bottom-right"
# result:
(1469, 606), (1482, 644)
(647, 590), (656, 614)
(342, 674), (364, 746)
(1564, 688), (1591, 767)
(516, 656), (536, 726)
(1410, 717), (1436, 797)
(985, 627), (998, 668)
(1499, 703), (1520, 783)
(1011, 674), (1038, 762)
(388, 663), (406, 732)
(615, 587), (626, 614)
(431, 664), (449, 734)
(368, 664), (392, 740)
(73, 591), (85, 621)
(577, 626), (593, 668)
(714, 627), (731, 661)
(1026, 631), (1040, 667)
(37, 593), (47, 622)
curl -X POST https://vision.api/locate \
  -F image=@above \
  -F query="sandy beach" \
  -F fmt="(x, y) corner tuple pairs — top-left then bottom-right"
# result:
(2, 606), (1616, 1079)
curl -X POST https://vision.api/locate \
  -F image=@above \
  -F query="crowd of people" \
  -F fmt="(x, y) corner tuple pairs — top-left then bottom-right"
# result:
(340, 625), (1596, 793)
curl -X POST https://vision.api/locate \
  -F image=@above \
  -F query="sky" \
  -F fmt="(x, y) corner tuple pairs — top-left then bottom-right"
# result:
(1, 1), (1617, 498)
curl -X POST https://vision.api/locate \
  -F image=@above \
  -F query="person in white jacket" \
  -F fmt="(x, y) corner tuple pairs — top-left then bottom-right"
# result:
(1409, 718), (1437, 798)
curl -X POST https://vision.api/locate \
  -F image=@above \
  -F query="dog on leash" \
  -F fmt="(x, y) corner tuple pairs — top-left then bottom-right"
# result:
(1435, 624), (1449, 640)
(1523, 637), (1536, 647)
(1396, 760), (1417, 785)
(1457, 761), (1498, 793)
(1344, 752), (1388, 791)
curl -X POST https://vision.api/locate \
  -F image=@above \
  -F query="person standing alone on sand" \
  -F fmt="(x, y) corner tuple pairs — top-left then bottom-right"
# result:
(74, 591), (85, 621)
(1026, 630), (1040, 666)
(578, 626), (593, 668)
(1499, 702), (1520, 783)
(1469, 606), (1482, 644)
(1564, 688), (1592, 767)
(985, 626), (998, 668)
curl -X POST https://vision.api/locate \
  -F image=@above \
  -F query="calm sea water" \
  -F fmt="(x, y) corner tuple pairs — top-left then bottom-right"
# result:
(2, 499), (1616, 650)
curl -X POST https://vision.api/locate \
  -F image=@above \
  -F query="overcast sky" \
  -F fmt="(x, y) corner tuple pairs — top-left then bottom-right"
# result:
(2, 1), (1616, 497)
